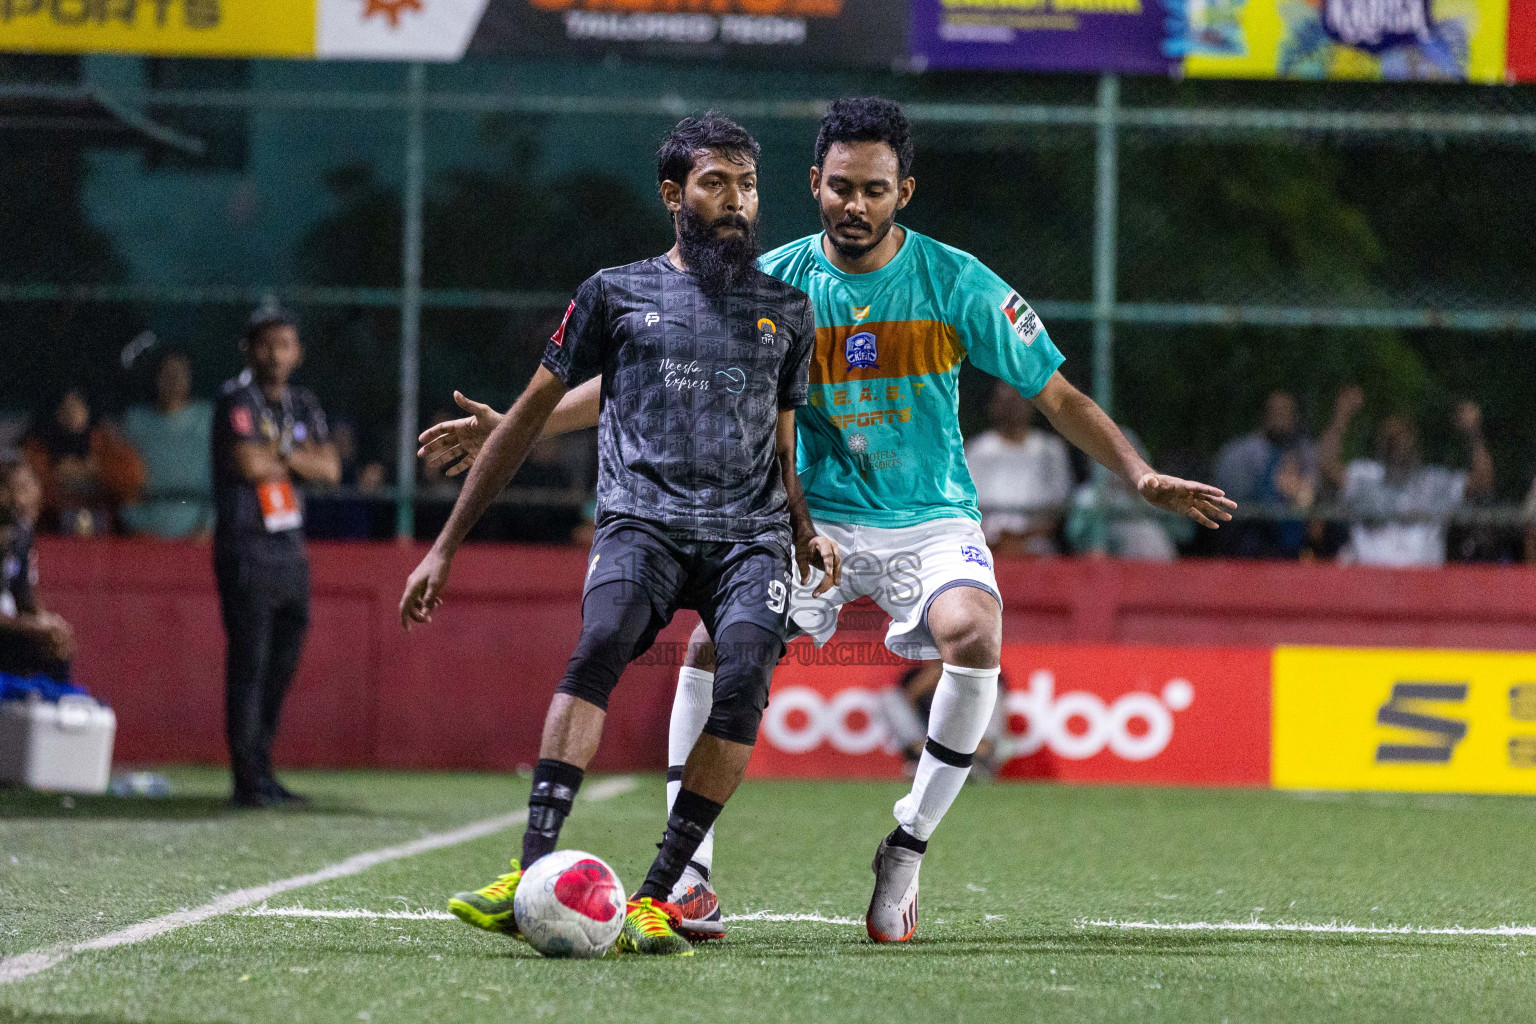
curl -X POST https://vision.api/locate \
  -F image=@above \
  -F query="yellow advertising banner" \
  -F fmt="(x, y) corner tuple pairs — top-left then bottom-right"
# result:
(0, 0), (315, 58)
(1173, 0), (1510, 83)
(1273, 646), (1536, 794)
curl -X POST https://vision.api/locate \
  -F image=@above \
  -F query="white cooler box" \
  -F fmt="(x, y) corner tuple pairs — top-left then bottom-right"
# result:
(0, 695), (117, 794)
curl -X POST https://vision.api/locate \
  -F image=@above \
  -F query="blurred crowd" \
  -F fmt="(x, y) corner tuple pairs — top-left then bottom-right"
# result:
(5, 344), (1535, 568)
(970, 379), (1524, 567)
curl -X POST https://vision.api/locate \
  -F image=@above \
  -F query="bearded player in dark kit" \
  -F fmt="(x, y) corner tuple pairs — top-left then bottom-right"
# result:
(398, 113), (840, 956)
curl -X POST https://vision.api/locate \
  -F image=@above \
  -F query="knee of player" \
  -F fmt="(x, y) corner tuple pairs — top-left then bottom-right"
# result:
(684, 621), (716, 672)
(703, 689), (766, 746)
(701, 661), (773, 744)
(931, 615), (1001, 669)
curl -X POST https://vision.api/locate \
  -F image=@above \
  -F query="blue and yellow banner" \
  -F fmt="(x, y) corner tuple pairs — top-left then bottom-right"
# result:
(913, 0), (1519, 82)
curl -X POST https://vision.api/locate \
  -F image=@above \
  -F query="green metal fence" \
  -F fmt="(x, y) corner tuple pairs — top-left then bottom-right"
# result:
(3, 58), (1534, 540)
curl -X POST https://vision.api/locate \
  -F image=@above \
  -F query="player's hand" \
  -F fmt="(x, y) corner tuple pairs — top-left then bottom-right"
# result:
(417, 391), (500, 477)
(1136, 473), (1237, 529)
(797, 535), (842, 597)
(400, 548), (453, 630)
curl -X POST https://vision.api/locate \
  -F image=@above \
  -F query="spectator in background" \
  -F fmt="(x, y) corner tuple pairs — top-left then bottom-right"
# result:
(1212, 391), (1317, 559)
(965, 380), (1073, 556)
(121, 350), (215, 539)
(21, 388), (143, 536)
(0, 458), (75, 680)
(1320, 385), (1493, 568)
(1066, 428), (1192, 560)
(303, 418), (388, 540)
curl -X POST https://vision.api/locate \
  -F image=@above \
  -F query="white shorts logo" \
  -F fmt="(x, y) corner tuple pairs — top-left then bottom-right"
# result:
(1007, 670), (1193, 761)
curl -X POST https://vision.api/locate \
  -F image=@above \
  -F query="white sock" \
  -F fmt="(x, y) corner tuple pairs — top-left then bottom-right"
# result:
(893, 663), (1000, 842)
(668, 666), (716, 872)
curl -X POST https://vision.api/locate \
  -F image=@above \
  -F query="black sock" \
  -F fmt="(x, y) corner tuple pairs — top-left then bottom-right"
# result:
(521, 759), (584, 866)
(886, 825), (928, 855)
(636, 788), (723, 901)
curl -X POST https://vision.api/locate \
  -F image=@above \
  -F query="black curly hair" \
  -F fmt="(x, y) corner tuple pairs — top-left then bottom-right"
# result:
(656, 112), (761, 189)
(813, 97), (913, 179)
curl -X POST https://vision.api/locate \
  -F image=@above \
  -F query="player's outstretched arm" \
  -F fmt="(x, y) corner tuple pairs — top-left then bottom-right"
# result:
(417, 377), (602, 477)
(400, 366), (569, 630)
(776, 409), (841, 596)
(1029, 371), (1236, 530)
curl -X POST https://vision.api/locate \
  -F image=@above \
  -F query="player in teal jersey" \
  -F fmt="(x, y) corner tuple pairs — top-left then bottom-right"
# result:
(417, 99), (1234, 943)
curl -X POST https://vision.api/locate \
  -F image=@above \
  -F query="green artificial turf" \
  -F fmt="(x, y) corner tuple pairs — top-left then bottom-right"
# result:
(4, 769), (1536, 1023)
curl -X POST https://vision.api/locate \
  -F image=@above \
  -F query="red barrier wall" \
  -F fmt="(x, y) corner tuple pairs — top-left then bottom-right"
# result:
(36, 538), (1536, 771)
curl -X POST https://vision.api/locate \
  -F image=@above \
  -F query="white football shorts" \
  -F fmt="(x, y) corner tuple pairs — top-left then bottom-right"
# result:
(790, 516), (1002, 662)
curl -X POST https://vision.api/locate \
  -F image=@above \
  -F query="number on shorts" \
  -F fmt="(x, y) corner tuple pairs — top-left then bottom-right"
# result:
(766, 579), (787, 614)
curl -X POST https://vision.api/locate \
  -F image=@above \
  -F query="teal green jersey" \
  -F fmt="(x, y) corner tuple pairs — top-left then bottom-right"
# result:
(758, 229), (1065, 529)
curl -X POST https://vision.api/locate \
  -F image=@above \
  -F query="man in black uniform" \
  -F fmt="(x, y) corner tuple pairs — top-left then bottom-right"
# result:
(0, 457), (73, 681)
(399, 114), (840, 956)
(212, 309), (340, 808)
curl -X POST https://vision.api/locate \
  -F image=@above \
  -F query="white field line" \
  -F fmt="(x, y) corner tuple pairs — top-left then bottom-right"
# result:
(724, 910), (863, 926)
(1081, 918), (1536, 938)
(0, 775), (637, 985)
(243, 906), (865, 926)
(247, 906), (457, 921)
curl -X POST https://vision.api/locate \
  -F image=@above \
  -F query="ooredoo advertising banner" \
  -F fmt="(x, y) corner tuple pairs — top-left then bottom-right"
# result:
(748, 640), (1273, 785)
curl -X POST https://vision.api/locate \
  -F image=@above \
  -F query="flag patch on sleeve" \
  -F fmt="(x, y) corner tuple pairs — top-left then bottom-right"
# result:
(999, 290), (1042, 346)
(550, 300), (575, 348)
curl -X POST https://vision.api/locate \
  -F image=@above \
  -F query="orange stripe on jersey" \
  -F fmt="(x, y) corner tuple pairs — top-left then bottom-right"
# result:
(810, 320), (965, 387)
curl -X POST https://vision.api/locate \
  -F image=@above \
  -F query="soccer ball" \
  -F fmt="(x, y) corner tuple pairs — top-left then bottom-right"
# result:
(513, 850), (626, 958)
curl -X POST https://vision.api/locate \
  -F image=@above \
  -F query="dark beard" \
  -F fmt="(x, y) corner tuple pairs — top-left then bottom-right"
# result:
(677, 202), (759, 299)
(820, 202), (896, 261)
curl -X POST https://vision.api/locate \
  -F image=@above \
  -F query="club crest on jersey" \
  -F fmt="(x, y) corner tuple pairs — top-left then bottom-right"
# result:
(230, 406), (253, 436)
(999, 291), (1042, 347)
(851, 305), (871, 322)
(757, 317), (777, 345)
(845, 331), (879, 370)
(551, 300), (575, 348)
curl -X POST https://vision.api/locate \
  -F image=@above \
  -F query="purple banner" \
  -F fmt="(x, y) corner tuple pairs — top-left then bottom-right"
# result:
(910, 0), (1175, 73)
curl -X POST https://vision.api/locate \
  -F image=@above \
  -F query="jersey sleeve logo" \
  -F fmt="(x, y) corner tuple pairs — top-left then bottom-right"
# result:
(1000, 290), (1042, 347)
(551, 299), (576, 348)
(230, 406), (254, 436)
(845, 331), (879, 369)
(757, 317), (777, 345)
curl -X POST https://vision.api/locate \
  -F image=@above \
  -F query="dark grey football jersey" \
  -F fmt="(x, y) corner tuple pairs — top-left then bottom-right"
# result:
(541, 255), (815, 547)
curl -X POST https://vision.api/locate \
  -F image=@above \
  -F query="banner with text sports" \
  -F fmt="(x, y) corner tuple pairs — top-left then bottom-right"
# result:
(0, 0), (902, 63)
